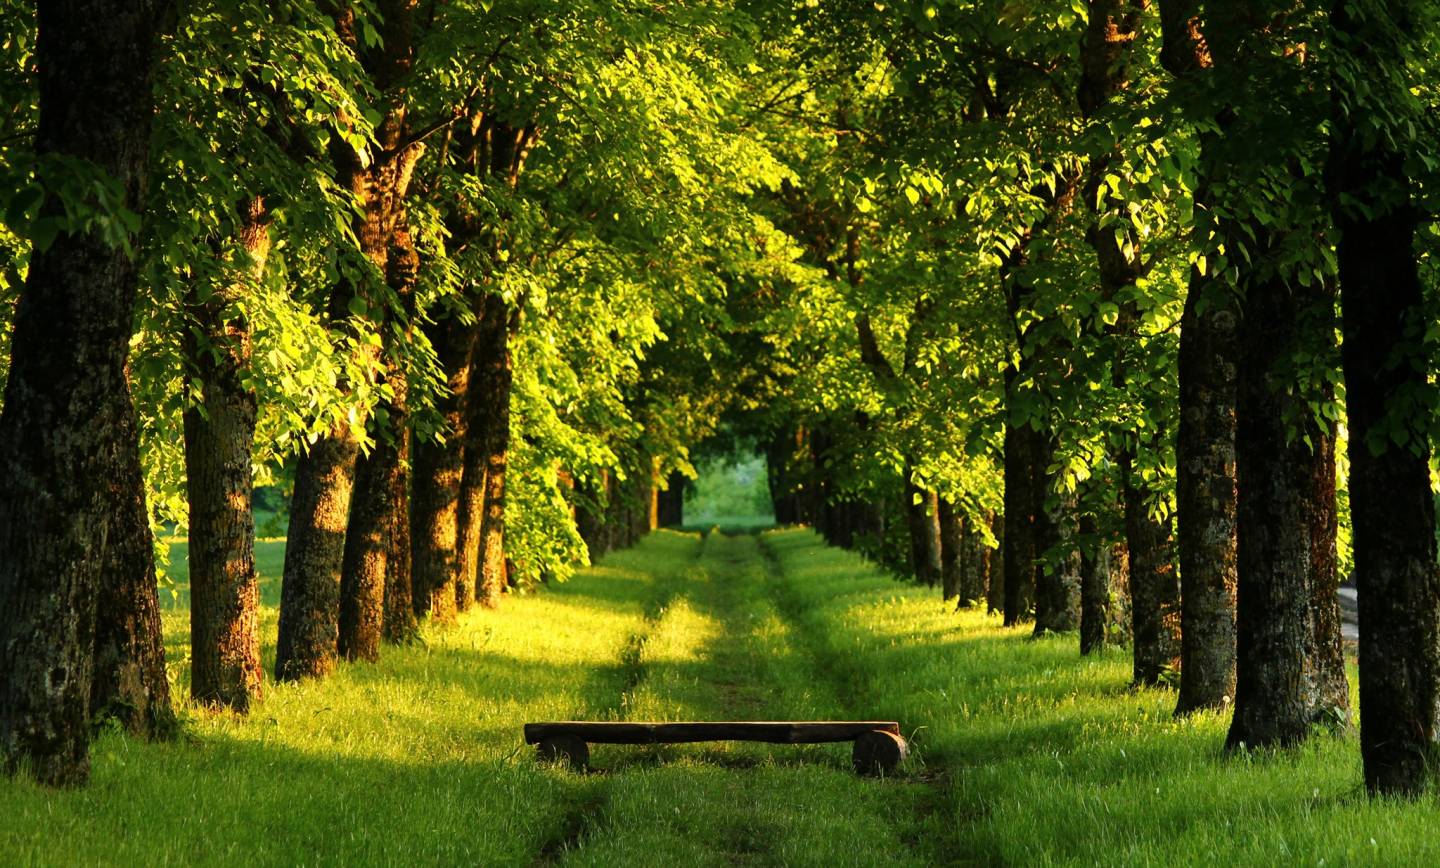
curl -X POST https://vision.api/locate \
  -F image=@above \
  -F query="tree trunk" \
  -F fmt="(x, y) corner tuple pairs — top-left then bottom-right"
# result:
(1227, 272), (1349, 750)
(1331, 0), (1440, 797)
(183, 196), (267, 712)
(1173, 263), (1240, 712)
(1002, 423), (1038, 625)
(1157, 0), (1243, 718)
(0, 0), (167, 787)
(383, 421), (416, 644)
(410, 317), (473, 618)
(902, 460), (940, 586)
(1033, 475), (1081, 635)
(276, 430), (358, 682)
(339, 444), (394, 663)
(1079, 512), (1110, 655)
(476, 308), (513, 608)
(960, 512), (991, 605)
(938, 498), (962, 601)
(92, 394), (174, 737)
(279, 0), (422, 671)
(341, 225), (419, 658)
(1123, 452), (1181, 686)
(988, 513), (1007, 615)
(576, 474), (608, 562)
(456, 294), (507, 608)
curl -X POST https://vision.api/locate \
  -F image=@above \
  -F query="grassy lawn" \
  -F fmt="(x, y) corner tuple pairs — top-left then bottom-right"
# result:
(1, 527), (1432, 865)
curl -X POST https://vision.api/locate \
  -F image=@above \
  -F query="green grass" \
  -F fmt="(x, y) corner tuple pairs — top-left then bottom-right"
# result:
(2, 527), (1435, 865)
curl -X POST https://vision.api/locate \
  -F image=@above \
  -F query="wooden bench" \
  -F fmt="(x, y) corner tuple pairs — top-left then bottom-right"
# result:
(524, 721), (908, 776)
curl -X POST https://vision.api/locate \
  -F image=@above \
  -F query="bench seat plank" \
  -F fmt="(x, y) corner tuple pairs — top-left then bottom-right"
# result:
(524, 721), (900, 745)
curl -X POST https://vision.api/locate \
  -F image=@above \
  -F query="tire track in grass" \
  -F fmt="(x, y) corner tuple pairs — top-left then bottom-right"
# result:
(755, 529), (952, 862)
(531, 530), (707, 867)
(556, 531), (936, 867)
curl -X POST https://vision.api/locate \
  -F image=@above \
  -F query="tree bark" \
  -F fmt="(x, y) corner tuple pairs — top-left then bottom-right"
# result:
(576, 474), (608, 561)
(902, 465), (940, 586)
(278, 0), (422, 678)
(92, 394), (174, 738)
(1079, 512), (1110, 655)
(383, 421), (416, 644)
(0, 0), (168, 787)
(1122, 453), (1181, 686)
(276, 430), (357, 682)
(456, 294), (508, 608)
(1033, 475), (1081, 635)
(183, 196), (268, 711)
(410, 317), (474, 618)
(938, 498), (962, 601)
(960, 512), (991, 605)
(1158, 0), (1240, 716)
(1227, 270), (1349, 750)
(988, 513), (1006, 615)
(476, 304), (514, 608)
(341, 224), (419, 658)
(339, 442), (393, 662)
(1002, 423), (1038, 625)
(1330, 7), (1439, 788)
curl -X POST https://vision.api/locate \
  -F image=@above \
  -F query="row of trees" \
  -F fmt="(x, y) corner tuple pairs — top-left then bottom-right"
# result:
(3, 0), (1439, 804)
(735, 0), (1440, 798)
(0, 0), (787, 786)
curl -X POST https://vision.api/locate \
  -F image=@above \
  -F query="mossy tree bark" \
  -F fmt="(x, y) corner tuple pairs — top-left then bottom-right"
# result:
(1159, 0), (1239, 715)
(182, 196), (269, 710)
(477, 316), (514, 608)
(92, 393), (174, 738)
(1228, 271), (1349, 749)
(0, 0), (169, 787)
(411, 317), (474, 618)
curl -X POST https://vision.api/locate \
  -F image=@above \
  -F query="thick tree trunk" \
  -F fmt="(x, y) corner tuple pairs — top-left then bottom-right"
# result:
(276, 430), (358, 681)
(92, 396), (174, 737)
(341, 227), (419, 658)
(1157, 0), (1242, 718)
(938, 498), (962, 601)
(0, 0), (167, 787)
(476, 311), (513, 608)
(1173, 265), (1240, 712)
(1123, 453), (1181, 686)
(1336, 200), (1439, 792)
(383, 422), (416, 644)
(279, 0), (421, 669)
(1332, 0), (1440, 797)
(1002, 423), (1038, 625)
(410, 318), (474, 618)
(1227, 273), (1349, 750)
(339, 441), (395, 662)
(1033, 474), (1081, 635)
(456, 295), (508, 608)
(183, 197), (267, 712)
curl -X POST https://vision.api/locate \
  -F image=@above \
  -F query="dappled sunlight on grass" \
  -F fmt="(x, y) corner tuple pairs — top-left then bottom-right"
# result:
(761, 526), (1440, 866)
(11, 524), (1425, 864)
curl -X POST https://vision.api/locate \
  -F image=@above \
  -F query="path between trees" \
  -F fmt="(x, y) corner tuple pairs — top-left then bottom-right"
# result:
(537, 530), (937, 866)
